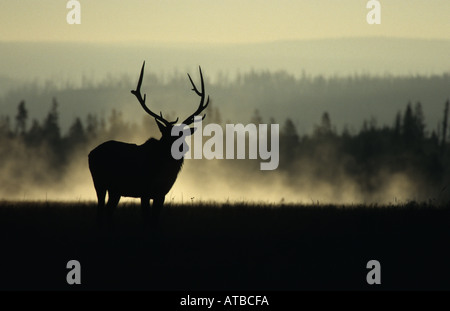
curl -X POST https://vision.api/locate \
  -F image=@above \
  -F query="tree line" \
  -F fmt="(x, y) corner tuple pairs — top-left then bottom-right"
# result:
(0, 98), (449, 202)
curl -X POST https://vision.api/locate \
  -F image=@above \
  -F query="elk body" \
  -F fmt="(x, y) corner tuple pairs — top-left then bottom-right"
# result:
(88, 62), (209, 221)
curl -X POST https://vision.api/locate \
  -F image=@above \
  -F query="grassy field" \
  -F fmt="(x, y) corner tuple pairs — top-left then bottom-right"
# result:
(0, 201), (449, 290)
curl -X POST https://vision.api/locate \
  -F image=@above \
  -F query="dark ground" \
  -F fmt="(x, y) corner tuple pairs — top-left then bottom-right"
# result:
(0, 201), (449, 291)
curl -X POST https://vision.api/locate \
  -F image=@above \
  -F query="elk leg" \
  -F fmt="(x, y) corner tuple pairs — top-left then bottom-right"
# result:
(106, 192), (121, 218)
(151, 196), (165, 222)
(95, 186), (106, 208)
(141, 197), (151, 220)
(94, 185), (106, 225)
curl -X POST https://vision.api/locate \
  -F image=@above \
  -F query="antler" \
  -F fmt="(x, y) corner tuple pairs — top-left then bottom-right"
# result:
(131, 61), (178, 127)
(182, 66), (210, 125)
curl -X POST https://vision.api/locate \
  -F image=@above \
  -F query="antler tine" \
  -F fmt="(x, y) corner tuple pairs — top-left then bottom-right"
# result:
(188, 67), (204, 96)
(130, 61), (176, 127)
(183, 66), (209, 125)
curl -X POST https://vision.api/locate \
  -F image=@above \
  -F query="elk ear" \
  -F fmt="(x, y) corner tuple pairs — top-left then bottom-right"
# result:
(155, 119), (167, 133)
(189, 127), (197, 136)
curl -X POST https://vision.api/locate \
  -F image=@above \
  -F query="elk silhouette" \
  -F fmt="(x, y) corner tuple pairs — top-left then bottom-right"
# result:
(89, 61), (209, 222)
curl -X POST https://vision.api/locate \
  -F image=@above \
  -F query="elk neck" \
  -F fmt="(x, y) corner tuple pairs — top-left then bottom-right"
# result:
(142, 137), (185, 170)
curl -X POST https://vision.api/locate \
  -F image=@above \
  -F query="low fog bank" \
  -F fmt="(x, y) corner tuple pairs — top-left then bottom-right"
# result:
(0, 143), (444, 205)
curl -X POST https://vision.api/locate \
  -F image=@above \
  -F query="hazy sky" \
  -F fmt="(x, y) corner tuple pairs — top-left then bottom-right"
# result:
(1, 1), (449, 43)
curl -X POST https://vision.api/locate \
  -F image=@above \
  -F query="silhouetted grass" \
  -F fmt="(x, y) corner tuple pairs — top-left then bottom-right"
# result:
(0, 201), (449, 290)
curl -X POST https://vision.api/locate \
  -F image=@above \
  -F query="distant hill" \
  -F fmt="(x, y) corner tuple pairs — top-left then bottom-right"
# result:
(1, 37), (450, 85)
(1, 37), (449, 134)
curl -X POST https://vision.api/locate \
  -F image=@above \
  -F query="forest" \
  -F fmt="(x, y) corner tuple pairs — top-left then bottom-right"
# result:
(0, 95), (449, 204)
